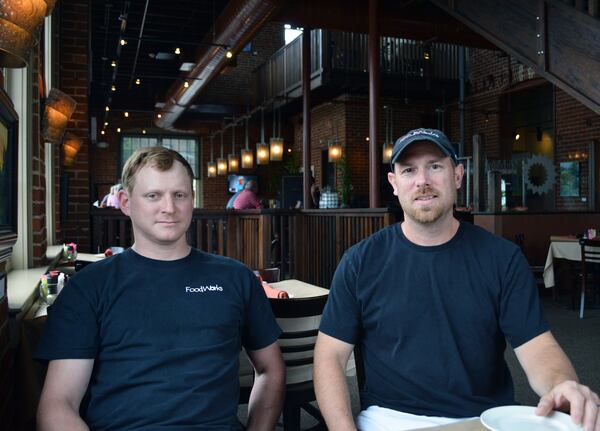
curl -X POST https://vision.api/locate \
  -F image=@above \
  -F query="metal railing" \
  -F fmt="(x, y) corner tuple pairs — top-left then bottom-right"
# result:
(256, 29), (462, 103)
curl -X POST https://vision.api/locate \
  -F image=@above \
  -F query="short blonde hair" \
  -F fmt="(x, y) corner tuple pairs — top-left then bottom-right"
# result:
(121, 146), (194, 192)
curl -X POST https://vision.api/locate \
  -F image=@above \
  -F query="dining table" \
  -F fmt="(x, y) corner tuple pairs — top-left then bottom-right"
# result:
(543, 235), (580, 288)
(269, 279), (329, 298)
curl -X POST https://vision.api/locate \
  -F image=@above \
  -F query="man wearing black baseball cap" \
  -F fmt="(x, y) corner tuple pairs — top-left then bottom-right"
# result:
(315, 128), (598, 430)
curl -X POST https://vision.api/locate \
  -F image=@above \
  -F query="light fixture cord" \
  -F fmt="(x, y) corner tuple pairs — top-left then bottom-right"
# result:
(245, 116), (249, 150)
(261, 108), (265, 143)
(272, 104), (276, 139)
(220, 131), (224, 158)
(231, 122), (236, 155)
(210, 136), (214, 162)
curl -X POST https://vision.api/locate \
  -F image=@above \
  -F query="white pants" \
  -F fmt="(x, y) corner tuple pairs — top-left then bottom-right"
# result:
(356, 406), (476, 431)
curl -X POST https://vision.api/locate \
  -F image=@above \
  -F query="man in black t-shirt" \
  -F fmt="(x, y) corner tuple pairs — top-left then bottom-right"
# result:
(314, 128), (600, 431)
(36, 147), (285, 431)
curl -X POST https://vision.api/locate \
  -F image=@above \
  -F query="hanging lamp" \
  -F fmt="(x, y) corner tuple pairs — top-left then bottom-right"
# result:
(217, 131), (227, 175)
(256, 108), (269, 165)
(228, 122), (239, 172)
(382, 106), (393, 164)
(241, 116), (253, 169)
(270, 104), (283, 161)
(207, 135), (216, 177)
(328, 122), (342, 163)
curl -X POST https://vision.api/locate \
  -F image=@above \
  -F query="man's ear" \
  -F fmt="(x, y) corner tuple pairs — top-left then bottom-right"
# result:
(387, 171), (399, 196)
(119, 189), (131, 215)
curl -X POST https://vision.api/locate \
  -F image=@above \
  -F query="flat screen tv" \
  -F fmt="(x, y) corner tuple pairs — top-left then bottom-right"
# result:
(227, 174), (257, 194)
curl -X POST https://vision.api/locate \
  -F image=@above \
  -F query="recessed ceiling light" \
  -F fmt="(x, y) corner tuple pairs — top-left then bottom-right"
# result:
(111, 60), (117, 67)
(157, 113), (162, 119)
(174, 47), (181, 55)
(135, 78), (141, 85)
(120, 39), (127, 46)
(124, 111), (129, 118)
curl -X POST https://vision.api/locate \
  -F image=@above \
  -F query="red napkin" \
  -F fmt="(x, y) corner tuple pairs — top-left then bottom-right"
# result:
(256, 275), (289, 299)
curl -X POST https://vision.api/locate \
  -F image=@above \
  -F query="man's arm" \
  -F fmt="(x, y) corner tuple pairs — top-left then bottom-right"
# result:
(37, 359), (94, 431)
(313, 331), (357, 431)
(245, 341), (285, 431)
(515, 330), (600, 430)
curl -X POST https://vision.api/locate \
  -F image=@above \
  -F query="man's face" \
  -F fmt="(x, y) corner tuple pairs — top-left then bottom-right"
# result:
(119, 161), (193, 251)
(387, 141), (463, 225)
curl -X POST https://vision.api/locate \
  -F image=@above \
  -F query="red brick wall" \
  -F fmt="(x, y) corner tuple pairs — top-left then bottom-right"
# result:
(58, 0), (91, 251)
(554, 88), (600, 210)
(201, 22), (285, 105)
(31, 43), (47, 265)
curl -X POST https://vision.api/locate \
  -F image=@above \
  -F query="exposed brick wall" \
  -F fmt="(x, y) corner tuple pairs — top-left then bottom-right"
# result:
(58, 0), (91, 251)
(554, 88), (600, 210)
(200, 22), (285, 106)
(31, 44), (47, 265)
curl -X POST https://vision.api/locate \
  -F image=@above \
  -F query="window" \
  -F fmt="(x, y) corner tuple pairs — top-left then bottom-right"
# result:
(120, 135), (199, 178)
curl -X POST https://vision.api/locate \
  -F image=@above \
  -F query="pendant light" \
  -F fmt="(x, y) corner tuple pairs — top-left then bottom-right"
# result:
(241, 116), (253, 169)
(256, 108), (269, 165)
(207, 135), (217, 178)
(328, 121), (342, 163)
(217, 131), (227, 175)
(228, 122), (239, 172)
(270, 104), (283, 161)
(382, 106), (393, 164)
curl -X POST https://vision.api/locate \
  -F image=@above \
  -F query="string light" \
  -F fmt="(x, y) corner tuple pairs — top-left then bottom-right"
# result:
(111, 60), (117, 67)
(174, 47), (181, 55)
(135, 78), (141, 85)
(124, 111), (129, 118)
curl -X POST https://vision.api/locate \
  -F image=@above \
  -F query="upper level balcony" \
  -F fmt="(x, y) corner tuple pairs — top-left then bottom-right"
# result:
(256, 29), (465, 105)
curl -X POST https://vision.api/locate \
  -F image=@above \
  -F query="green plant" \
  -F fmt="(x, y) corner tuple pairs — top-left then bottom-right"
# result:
(336, 155), (352, 207)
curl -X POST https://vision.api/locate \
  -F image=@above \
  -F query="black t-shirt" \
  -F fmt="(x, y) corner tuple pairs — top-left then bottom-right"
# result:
(36, 248), (281, 430)
(320, 222), (549, 418)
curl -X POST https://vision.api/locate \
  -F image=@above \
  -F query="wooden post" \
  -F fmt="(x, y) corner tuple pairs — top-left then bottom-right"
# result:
(302, 29), (313, 209)
(368, 0), (381, 208)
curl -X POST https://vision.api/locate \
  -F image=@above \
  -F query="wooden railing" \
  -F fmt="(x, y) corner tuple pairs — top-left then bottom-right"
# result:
(90, 208), (401, 288)
(256, 29), (462, 103)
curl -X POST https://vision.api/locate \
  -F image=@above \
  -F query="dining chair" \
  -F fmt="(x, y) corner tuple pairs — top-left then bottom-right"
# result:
(239, 294), (328, 431)
(576, 238), (600, 319)
(253, 267), (281, 283)
(514, 233), (547, 293)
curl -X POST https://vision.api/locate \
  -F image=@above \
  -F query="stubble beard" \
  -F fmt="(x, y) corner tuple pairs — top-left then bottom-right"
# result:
(402, 187), (455, 225)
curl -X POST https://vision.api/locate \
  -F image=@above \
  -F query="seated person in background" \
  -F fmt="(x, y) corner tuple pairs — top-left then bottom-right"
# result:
(310, 175), (321, 208)
(233, 180), (262, 209)
(36, 147), (285, 431)
(105, 183), (123, 208)
(98, 185), (113, 207)
(314, 128), (600, 431)
(226, 189), (242, 209)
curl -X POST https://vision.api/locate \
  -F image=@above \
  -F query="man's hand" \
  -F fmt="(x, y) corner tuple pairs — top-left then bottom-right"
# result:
(535, 380), (600, 431)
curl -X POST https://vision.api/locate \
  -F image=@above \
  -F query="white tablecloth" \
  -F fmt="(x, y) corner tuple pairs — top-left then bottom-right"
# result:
(543, 237), (580, 288)
(270, 279), (329, 298)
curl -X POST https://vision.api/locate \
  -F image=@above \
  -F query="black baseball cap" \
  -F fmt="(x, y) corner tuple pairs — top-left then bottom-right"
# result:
(390, 128), (458, 169)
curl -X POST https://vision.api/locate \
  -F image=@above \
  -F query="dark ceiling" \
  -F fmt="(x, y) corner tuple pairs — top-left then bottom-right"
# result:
(89, 0), (228, 122)
(88, 0), (493, 132)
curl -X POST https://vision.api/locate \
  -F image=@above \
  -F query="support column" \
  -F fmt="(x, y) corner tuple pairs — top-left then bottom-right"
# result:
(302, 29), (312, 208)
(368, 0), (381, 208)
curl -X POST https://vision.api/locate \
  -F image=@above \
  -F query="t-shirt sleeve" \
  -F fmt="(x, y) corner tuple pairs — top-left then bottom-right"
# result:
(241, 271), (281, 351)
(499, 248), (550, 348)
(35, 279), (99, 360)
(319, 251), (362, 345)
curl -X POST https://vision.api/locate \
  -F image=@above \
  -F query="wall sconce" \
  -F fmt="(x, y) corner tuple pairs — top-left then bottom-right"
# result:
(328, 140), (342, 162)
(207, 136), (216, 178)
(256, 108), (269, 165)
(42, 88), (77, 143)
(228, 123), (239, 172)
(217, 131), (227, 175)
(62, 134), (82, 167)
(241, 117), (253, 168)
(0, 0), (54, 68)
